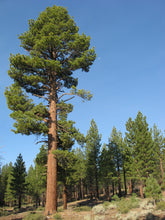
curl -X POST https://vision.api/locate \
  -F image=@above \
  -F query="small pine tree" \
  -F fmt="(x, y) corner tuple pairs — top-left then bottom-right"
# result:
(0, 163), (12, 206)
(10, 154), (27, 208)
(145, 175), (162, 204)
(4, 162), (15, 206)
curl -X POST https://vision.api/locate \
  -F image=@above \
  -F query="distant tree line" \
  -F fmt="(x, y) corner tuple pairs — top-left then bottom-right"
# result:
(0, 111), (164, 210)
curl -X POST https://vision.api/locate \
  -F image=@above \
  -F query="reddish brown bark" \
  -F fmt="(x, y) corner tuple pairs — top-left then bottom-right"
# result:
(117, 165), (121, 196)
(139, 182), (144, 198)
(80, 178), (84, 199)
(160, 158), (164, 184)
(63, 185), (67, 209)
(45, 81), (58, 215)
(128, 179), (132, 194)
(108, 185), (111, 201)
(74, 185), (78, 200)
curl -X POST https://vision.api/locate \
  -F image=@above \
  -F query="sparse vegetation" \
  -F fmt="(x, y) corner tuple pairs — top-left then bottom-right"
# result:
(112, 195), (120, 202)
(156, 201), (165, 211)
(23, 212), (45, 220)
(0, 208), (8, 217)
(116, 195), (139, 214)
(102, 201), (111, 210)
(74, 205), (92, 212)
(53, 213), (62, 220)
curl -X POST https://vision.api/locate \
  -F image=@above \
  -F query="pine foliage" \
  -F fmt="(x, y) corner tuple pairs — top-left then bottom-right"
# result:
(10, 154), (27, 208)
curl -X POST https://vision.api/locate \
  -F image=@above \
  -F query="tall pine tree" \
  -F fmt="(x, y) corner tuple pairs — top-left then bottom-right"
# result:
(125, 111), (154, 198)
(99, 143), (115, 200)
(5, 5), (96, 214)
(85, 119), (101, 199)
(152, 124), (165, 183)
(107, 126), (123, 197)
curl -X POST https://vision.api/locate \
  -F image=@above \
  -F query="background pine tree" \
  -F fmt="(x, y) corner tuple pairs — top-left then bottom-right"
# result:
(10, 154), (27, 208)
(85, 119), (101, 199)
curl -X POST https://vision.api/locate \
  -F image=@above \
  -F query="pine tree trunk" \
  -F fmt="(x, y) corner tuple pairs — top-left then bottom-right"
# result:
(112, 182), (115, 195)
(18, 195), (21, 209)
(45, 80), (58, 215)
(117, 165), (122, 196)
(95, 167), (99, 199)
(74, 185), (78, 200)
(108, 185), (111, 201)
(128, 179), (132, 194)
(102, 187), (105, 196)
(139, 182), (144, 198)
(63, 185), (67, 209)
(27, 195), (30, 204)
(81, 178), (84, 199)
(42, 193), (46, 207)
(123, 167), (127, 195)
(160, 158), (164, 184)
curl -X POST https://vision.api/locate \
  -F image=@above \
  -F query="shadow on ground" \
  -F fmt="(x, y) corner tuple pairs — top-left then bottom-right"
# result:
(145, 213), (165, 220)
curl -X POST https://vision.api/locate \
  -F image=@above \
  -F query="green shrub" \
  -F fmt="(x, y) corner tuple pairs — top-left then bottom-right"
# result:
(74, 206), (92, 212)
(161, 182), (165, 190)
(57, 207), (63, 212)
(131, 193), (137, 198)
(117, 198), (129, 214)
(0, 208), (8, 217)
(36, 206), (45, 211)
(156, 201), (165, 211)
(23, 212), (45, 220)
(103, 201), (111, 210)
(129, 195), (139, 209)
(145, 175), (162, 203)
(117, 196), (139, 214)
(112, 195), (120, 202)
(53, 213), (62, 219)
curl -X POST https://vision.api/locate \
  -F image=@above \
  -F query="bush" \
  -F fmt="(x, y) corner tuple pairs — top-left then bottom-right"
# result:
(57, 207), (63, 212)
(0, 208), (8, 217)
(23, 212), (45, 220)
(111, 195), (120, 202)
(117, 198), (130, 214)
(53, 213), (62, 219)
(131, 193), (137, 198)
(161, 182), (165, 190)
(36, 206), (45, 211)
(103, 201), (111, 210)
(145, 175), (162, 203)
(156, 201), (165, 211)
(74, 206), (92, 212)
(117, 196), (139, 214)
(129, 195), (139, 209)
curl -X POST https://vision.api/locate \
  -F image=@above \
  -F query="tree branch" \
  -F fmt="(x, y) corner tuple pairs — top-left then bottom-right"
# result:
(33, 94), (48, 100)
(57, 93), (73, 102)
(36, 140), (48, 144)
(57, 123), (70, 134)
(63, 96), (75, 102)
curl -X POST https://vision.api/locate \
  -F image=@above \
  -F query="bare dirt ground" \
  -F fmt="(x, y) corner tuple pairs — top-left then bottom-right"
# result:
(1, 198), (165, 220)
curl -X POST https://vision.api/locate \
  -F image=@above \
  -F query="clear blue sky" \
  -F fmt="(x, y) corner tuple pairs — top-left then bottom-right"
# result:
(0, 0), (165, 169)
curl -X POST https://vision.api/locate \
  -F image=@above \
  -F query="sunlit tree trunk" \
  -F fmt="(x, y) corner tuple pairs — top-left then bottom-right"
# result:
(140, 181), (144, 198)
(45, 79), (58, 215)
(160, 158), (164, 184)
(63, 185), (67, 209)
